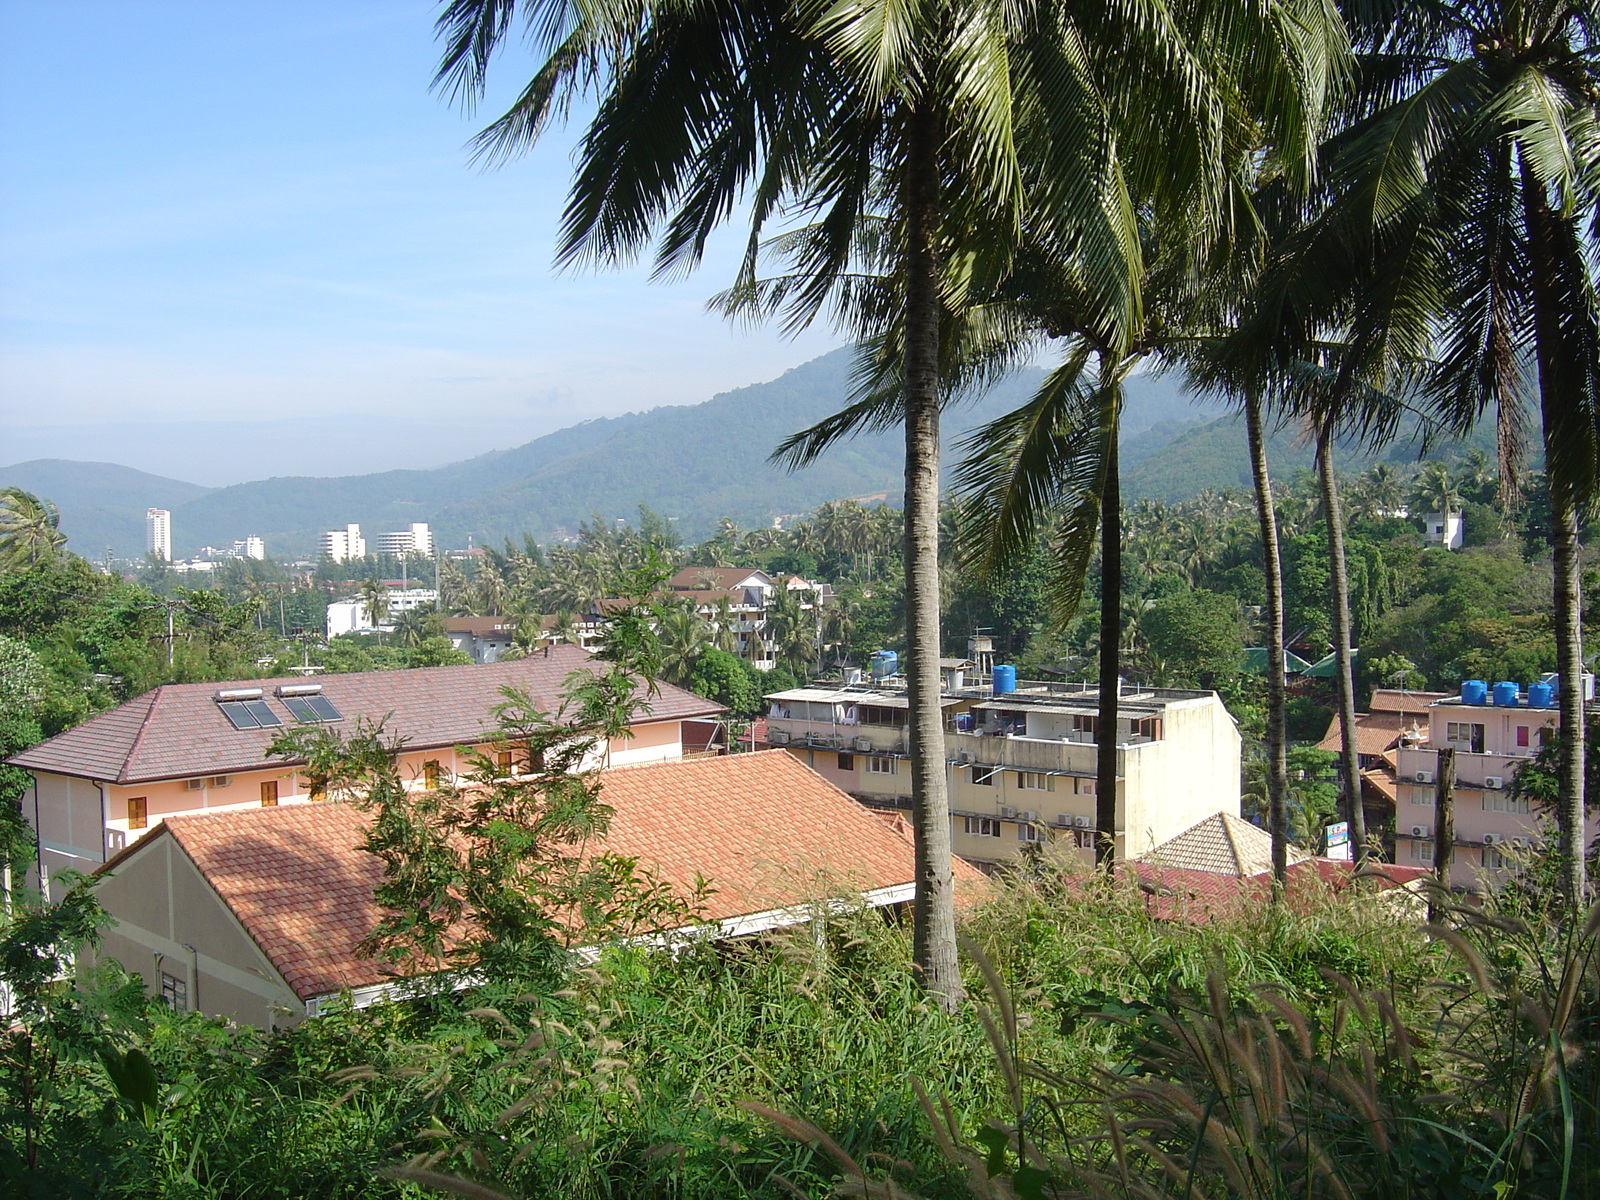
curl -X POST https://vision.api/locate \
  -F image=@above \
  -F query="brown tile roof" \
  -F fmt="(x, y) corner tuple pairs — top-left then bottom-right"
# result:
(1369, 689), (1451, 715)
(1137, 811), (1311, 875)
(102, 751), (978, 1002)
(440, 617), (516, 636)
(1127, 858), (1430, 923)
(9, 646), (722, 785)
(666, 567), (767, 592)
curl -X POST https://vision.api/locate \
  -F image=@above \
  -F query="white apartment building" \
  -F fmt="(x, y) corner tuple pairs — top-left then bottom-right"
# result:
(1392, 679), (1595, 889)
(376, 523), (433, 557)
(232, 536), (266, 560)
(765, 672), (1241, 868)
(146, 509), (172, 561)
(1422, 511), (1463, 550)
(325, 588), (439, 637)
(321, 524), (366, 563)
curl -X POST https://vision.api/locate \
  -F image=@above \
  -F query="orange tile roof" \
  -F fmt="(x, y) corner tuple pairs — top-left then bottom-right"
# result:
(102, 751), (979, 1002)
(10, 646), (722, 785)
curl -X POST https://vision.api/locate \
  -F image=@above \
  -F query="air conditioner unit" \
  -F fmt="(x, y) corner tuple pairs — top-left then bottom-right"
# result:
(1510, 837), (1527, 849)
(1410, 824), (1430, 838)
(1020, 810), (1037, 823)
(1483, 775), (1504, 790)
(955, 750), (972, 765)
(1053, 814), (1071, 827)
(854, 736), (872, 752)
(183, 779), (205, 791)
(1414, 770), (1435, 785)
(209, 775), (231, 788)
(1074, 815), (1091, 828)
(767, 729), (790, 745)
(1482, 832), (1502, 845)
(999, 806), (1017, 819)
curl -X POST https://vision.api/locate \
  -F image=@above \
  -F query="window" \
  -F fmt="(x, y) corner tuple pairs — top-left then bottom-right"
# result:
(971, 765), (998, 786)
(208, 775), (231, 788)
(423, 760), (442, 789)
(259, 781), (278, 808)
(1516, 726), (1530, 748)
(1017, 822), (1042, 843)
(1410, 841), (1435, 864)
(126, 797), (147, 830)
(1412, 788), (1434, 808)
(866, 756), (896, 776)
(1073, 829), (1096, 849)
(1015, 771), (1054, 792)
(497, 750), (514, 772)
(963, 816), (1001, 838)
(1483, 793), (1530, 814)
(1072, 715), (1098, 736)
(160, 972), (188, 1011)
(1076, 778), (1096, 796)
(1446, 722), (1485, 753)
(1482, 846), (1509, 870)
(836, 752), (855, 771)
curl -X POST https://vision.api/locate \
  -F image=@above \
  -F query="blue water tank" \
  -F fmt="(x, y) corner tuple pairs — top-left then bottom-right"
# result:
(1528, 681), (1555, 708)
(992, 664), (1016, 695)
(869, 650), (898, 680)
(1461, 679), (1487, 705)
(1493, 681), (1519, 707)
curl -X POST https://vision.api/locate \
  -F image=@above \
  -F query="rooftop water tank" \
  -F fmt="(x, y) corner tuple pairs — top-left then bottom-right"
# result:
(1528, 681), (1555, 708)
(869, 650), (898, 680)
(1492, 681), (1519, 707)
(992, 664), (1016, 695)
(1461, 679), (1487, 705)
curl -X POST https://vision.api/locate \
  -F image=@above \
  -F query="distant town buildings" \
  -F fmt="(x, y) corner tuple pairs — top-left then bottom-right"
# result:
(321, 523), (366, 563)
(145, 508), (171, 561)
(325, 587), (438, 637)
(376, 523), (433, 557)
(233, 536), (266, 560)
(764, 668), (1241, 869)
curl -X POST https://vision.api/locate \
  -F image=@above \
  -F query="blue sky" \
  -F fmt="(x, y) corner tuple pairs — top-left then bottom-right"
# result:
(0, 2), (841, 484)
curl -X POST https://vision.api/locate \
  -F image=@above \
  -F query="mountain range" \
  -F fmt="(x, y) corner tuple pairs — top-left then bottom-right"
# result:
(2, 346), (1501, 561)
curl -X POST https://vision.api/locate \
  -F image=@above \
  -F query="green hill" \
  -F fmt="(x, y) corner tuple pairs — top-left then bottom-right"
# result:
(0, 460), (214, 560)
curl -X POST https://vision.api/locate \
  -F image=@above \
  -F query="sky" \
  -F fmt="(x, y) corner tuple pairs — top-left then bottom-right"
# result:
(0, 1), (841, 486)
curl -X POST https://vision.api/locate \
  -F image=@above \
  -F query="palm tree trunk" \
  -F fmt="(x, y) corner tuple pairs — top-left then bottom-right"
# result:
(1316, 418), (1368, 865)
(1525, 166), (1589, 907)
(1246, 391), (1289, 888)
(1551, 501), (1588, 903)
(1095, 379), (1122, 868)
(901, 99), (961, 1011)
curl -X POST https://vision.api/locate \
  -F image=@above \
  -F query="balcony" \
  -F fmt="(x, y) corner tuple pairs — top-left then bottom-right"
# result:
(766, 717), (903, 754)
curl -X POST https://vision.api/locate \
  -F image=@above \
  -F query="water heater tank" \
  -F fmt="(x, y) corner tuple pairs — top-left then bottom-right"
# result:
(1492, 681), (1519, 707)
(1461, 679), (1487, 705)
(992, 664), (1016, 695)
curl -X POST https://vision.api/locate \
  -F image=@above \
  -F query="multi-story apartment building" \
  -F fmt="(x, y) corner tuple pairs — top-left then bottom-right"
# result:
(664, 567), (829, 668)
(145, 508), (172, 561)
(232, 536), (266, 560)
(8, 647), (723, 899)
(376, 523), (433, 557)
(763, 672), (1240, 867)
(321, 523), (366, 563)
(1391, 679), (1596, 888)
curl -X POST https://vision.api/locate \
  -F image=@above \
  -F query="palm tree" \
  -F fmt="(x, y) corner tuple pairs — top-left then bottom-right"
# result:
(0, 488), (66, 568)
(656, 603), (710, 688)
(358, 577), (388, 634)
(1307, 0), (1600, 902)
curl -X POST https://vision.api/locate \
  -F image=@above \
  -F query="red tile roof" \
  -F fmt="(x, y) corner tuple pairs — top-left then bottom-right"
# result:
(1126, 858), (1430, 923)
(9, 646), (722, 784)
(101, 751), (979, 1001)
(666, 567), (767, 592)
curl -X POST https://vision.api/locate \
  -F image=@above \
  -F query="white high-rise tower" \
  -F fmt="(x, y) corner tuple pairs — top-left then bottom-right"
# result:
(145, 509), (172, 561)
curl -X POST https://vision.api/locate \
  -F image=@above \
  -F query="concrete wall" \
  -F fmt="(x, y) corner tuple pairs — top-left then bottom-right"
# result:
(1119, 697), (1241, 856)
(29, 772), (107, 899)
(87, 835), (301, 1029)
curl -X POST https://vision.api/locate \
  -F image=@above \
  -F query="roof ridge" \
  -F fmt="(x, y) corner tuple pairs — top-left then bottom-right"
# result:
(1218, 812), (1246, 873)
(118, 688), (166, 785)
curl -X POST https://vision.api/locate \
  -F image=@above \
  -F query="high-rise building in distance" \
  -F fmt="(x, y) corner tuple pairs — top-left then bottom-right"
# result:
(321, 524), (366, 563)
(145, 509), (171, 561)
(375, 523), (432, 557)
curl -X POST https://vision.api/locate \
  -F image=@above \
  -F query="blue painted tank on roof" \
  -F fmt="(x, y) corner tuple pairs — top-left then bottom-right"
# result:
(1461, 679), (1487, 705)
(1528, 681), (1555, 707)
(992, 664), (1016, 695)
(1493, 681), (1519, 707)
(869, 650), (898, 679)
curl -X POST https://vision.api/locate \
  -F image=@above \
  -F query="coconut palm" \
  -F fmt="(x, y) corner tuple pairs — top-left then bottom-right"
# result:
(1298, 0), (1600, 902)
(358, 577), (388, 632)
(1411, 461), (1461, 537)
(656, 603), (710, 688)
(0, 488), (66, 568)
